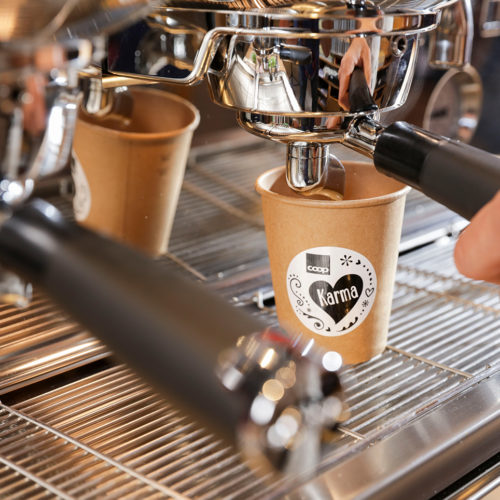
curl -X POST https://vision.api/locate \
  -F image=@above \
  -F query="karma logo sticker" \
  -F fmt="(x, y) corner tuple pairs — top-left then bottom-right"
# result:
(287, 246), (376, 336)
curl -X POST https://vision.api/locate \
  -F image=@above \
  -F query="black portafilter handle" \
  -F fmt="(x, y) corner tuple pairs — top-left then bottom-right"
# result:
(348, 66), (378, 114)
(348, 67), (500, 220)
(373, 123), (500, 220)
(0, 198), (266, 445)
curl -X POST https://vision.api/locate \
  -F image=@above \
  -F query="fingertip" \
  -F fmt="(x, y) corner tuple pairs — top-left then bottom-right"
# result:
(453, 230), (469, 276)
(452, 190), (500, 283)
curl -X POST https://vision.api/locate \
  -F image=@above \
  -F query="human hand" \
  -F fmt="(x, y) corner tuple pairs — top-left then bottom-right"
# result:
(454, 190), (500, 284)
(325, 38), (372, 129)
(337, 37), (371, 111)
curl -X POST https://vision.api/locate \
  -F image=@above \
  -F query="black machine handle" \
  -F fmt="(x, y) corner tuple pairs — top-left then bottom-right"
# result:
(348, 66), (378, 114)
(374, 122), (500, 220)
(0, 199), (266, 444)
(348, 67), (500, 220)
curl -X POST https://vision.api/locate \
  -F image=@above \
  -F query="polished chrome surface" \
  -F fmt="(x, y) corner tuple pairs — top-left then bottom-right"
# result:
(209, 34), (418, 116)
(159, 0), (453, 15)
(0, 0), (150, 47)
(428, 0), (474, 68)
(0, 291), (109, 394)
(301, 371), (500, 499)
(102, 0), (473, 201)
(0, 57), (88, 207)
(109, 20), (420, 118)
(445, 461), (500, 499)
(237, 112), (345, 142)
(219, 330), (345, 476)
(0, 0), (149, 211)
(479, 0), (500, 37)
(286, 143), (329, 191)
(0, 268), (31, 307)
(344, 115), (385, 156)
(104, 0), (450, 190)
(422, 65), (483, 143)
(0, 138), (496, 498)
(30, 88), (81, 180)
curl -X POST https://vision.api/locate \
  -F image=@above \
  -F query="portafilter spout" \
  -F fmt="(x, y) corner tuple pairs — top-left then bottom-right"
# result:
(286, 142), (330, 192)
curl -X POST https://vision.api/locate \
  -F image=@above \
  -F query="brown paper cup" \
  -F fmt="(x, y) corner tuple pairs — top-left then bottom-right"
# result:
(256, 162), (410, 364)
(72, 87), (199, 256)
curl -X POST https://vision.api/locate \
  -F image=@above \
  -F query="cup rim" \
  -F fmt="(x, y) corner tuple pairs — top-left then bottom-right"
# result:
(77, 87), (200, 140)
(255, 165), (411, 208)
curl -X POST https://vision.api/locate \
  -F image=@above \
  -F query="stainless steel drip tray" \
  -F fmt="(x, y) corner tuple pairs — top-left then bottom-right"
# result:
(0, 361), (497, 499)
(0, 135), (497, 498)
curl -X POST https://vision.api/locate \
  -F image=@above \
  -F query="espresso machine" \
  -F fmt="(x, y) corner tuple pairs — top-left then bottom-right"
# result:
(103, 0), (500, 219)
(0, 0), (498, 498)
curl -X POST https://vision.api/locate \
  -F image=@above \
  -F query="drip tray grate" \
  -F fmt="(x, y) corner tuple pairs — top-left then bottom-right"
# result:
(3, 239), (498, 499)
(7, 366), (277, 500)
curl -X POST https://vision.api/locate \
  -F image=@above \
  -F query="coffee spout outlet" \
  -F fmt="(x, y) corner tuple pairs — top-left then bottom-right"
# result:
(286, 143), (330, 192)
(286, 143), (347, 198)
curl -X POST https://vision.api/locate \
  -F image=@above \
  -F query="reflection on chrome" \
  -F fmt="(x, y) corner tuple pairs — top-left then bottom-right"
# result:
(216, 330), (348, 475)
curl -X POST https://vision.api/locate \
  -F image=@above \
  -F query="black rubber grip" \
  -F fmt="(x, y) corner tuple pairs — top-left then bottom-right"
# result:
(374, 121), (500, 220)
(0, 199), (265, 444)
(348, 67), (377, 113)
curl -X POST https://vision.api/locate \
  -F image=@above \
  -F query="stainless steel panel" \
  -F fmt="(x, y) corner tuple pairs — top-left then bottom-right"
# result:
(0, 292), (109, 395)
(296, 371), (500, 500)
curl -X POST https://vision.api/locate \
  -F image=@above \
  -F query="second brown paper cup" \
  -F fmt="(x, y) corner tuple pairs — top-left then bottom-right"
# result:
(256, 162), (410, 364)
(72, 87), (199, 256)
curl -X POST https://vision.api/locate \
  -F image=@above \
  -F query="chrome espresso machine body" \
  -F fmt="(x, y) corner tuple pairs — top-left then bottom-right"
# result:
(105, 0), (500, 219)
(0, 0), (498, 499)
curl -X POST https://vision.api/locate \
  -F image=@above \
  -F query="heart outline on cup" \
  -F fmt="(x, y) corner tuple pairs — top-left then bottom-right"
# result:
(309, 274), (363, 324)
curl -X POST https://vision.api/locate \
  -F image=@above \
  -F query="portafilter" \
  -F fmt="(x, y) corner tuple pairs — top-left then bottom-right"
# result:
(104, 0), (500, 219)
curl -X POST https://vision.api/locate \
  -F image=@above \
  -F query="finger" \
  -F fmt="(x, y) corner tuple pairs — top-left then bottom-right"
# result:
(360, 40), (372, 85)
(362, 56), (372, 89)
(338, 58), (356, 110)
(454, 191), (500, 284)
